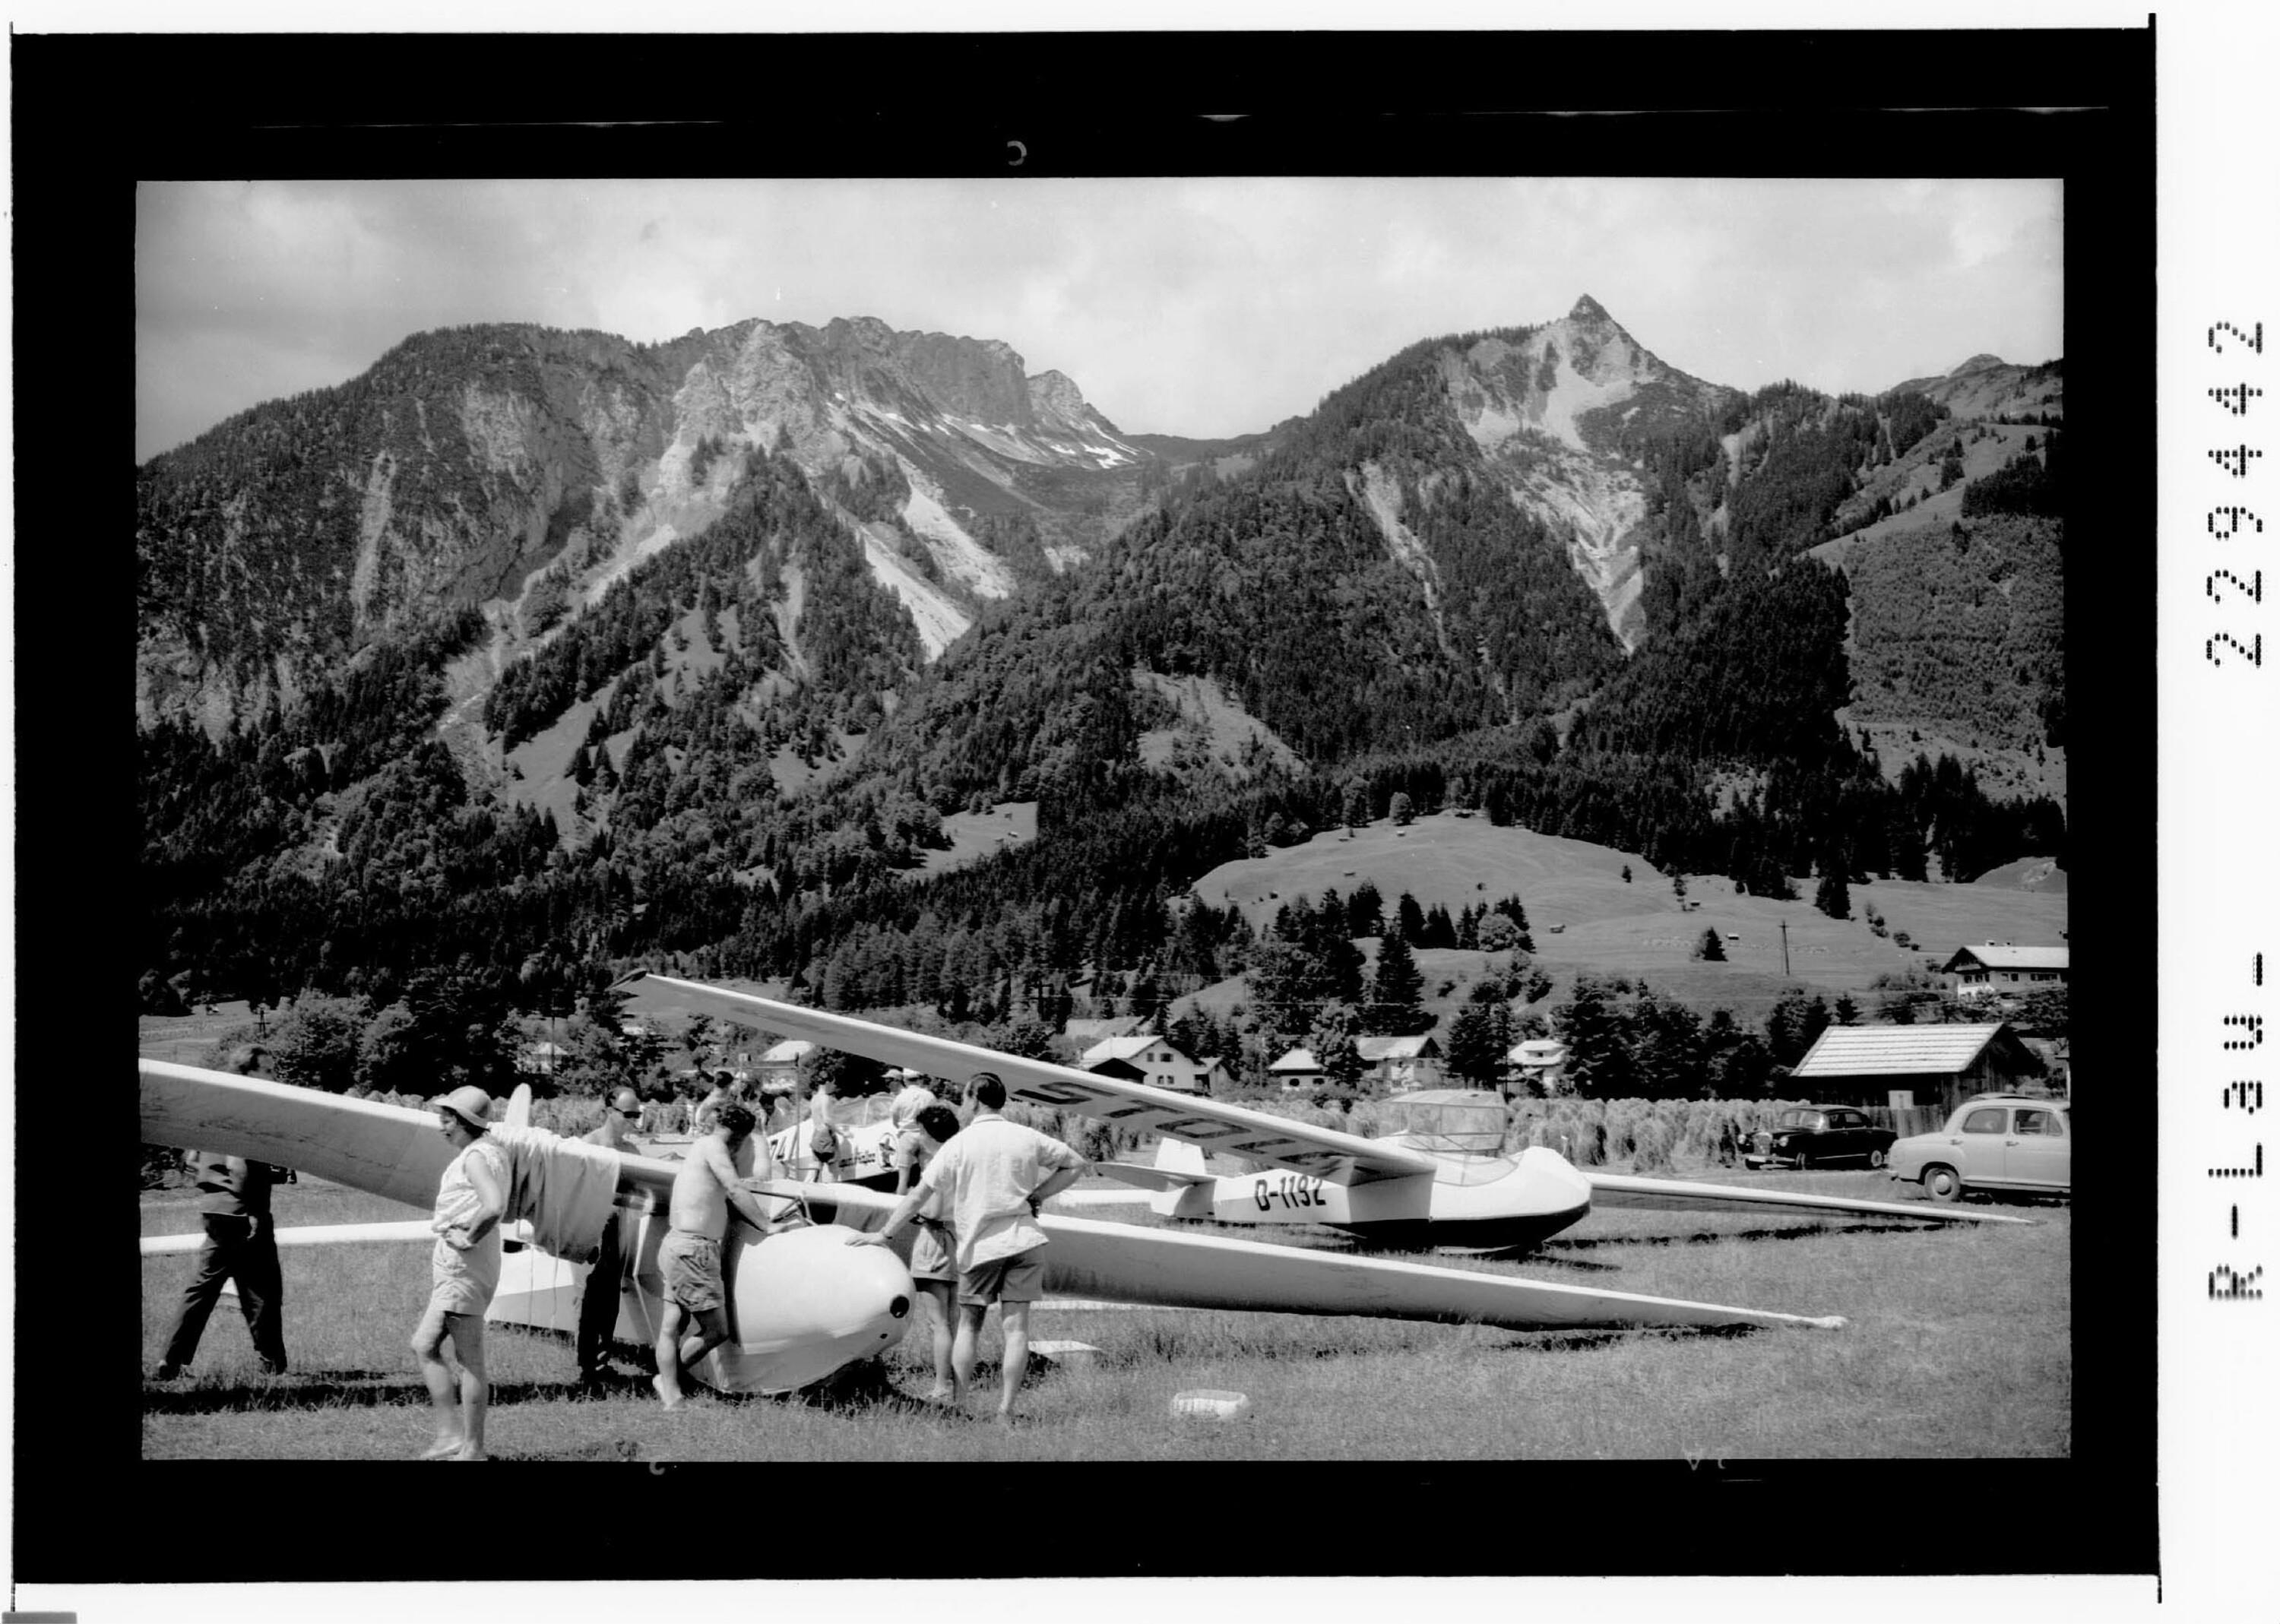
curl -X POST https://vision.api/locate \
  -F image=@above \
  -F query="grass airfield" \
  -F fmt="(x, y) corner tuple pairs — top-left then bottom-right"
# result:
(141, 1168), (2068, 1463)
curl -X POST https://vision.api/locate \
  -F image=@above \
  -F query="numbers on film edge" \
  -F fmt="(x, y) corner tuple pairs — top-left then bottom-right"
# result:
(2206, 321), (2267, 667)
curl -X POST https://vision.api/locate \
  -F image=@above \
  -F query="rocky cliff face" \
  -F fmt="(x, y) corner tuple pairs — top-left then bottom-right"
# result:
(135, 318), (1153, 730)
(1423, 294), (1736, 647)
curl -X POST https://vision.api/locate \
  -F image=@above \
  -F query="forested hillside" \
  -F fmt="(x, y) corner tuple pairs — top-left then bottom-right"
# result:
(140, 312), (2069, 1081)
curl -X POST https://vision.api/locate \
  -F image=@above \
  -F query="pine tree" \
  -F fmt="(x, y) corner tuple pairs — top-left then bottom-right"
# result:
(1445, 999), (1512, 1089)
(1370, 928), (1425, 1015)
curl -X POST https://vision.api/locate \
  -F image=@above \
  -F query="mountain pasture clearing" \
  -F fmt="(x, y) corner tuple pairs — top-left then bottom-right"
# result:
(1187, 812), (2064, 1010)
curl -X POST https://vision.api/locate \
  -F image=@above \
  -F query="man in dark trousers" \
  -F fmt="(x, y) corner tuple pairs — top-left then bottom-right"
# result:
(153, 1046), (290, 1379)
(575, 1087), (644, 1383)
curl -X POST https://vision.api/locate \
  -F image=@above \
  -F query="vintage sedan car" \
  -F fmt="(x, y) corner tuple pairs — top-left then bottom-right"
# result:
(1888, 1094), (2072, 1202)
(1745, 1105), (1898, 1170)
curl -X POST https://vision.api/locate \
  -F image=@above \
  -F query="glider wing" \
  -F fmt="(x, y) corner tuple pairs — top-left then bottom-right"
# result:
(753, 1176), (1843, 1332)
(1585, 1171), (2038, 1226)
(616, 971), (1436, 1186)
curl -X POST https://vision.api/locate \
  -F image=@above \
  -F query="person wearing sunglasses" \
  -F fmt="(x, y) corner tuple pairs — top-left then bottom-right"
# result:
(570, 1088), (646, 1384)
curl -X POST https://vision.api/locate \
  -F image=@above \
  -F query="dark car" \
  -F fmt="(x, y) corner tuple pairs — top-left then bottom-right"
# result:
(1744, 1106), (1897, 1170)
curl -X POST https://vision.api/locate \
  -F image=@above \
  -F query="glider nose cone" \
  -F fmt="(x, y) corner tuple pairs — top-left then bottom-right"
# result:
(708, 1224), (916, 1394)
(1517, 1145), (1596, 1227)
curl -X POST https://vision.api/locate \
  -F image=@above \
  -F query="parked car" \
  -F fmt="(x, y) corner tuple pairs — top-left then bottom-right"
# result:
(1888, 1094), (2072, 1202)
(1744, 1106), (1897, 1170)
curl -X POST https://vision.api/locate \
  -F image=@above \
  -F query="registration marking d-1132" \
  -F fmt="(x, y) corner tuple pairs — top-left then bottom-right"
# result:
(1256, 1174), (1328, 1211)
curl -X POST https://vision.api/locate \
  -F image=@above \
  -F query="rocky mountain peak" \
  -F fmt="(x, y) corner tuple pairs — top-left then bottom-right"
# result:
(1028, 369), (1107, 431)
(1568, 293), (1613, 324)
(1949, 353), (2006, 376)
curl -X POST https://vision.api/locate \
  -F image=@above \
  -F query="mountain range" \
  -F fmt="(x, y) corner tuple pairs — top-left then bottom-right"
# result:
(136, 296), (2067, 1022)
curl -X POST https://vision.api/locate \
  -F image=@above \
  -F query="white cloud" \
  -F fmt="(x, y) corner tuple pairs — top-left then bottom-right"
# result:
(135, 176), (2063, 461)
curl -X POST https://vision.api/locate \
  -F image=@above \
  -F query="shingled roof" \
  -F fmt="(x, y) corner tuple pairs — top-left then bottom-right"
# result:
(1940, 943), (2070, 973)
(1356, 1034), (1440, 1062)
(1791, 1023), (2033, 1078)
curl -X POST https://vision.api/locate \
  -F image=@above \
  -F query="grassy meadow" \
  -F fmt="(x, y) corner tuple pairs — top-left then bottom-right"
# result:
(1178, 810), (2065, 1030)
(141, 1166), (2068, 1463)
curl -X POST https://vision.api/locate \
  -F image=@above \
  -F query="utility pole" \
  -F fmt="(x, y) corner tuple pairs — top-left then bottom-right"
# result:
(1780, 917), (1791, 978)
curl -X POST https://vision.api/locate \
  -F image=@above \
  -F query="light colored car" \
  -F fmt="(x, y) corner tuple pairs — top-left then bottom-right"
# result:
(1888, 1094), (2071, 1202)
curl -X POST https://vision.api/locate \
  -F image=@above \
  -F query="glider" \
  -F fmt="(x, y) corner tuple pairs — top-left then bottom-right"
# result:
(616, 971), (2035, 1255)
(139, 1060), (917, 1394)
(141, 1053), (1859, 1386)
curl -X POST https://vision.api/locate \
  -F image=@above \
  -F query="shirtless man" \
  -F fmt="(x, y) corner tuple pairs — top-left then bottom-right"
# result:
(652, 1101), (778, 1409)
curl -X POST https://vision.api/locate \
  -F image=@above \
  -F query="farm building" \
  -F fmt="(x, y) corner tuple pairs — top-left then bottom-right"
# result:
(1940, 942), (2069, 1002)
(1505, 1037), (1569, 1096)
(1268, 1046), (1327, 1094)
(1357, 1034), (1444, 1091)
(1080, 1034), (1209, 1095)
(1788, 1022), (2051, 1119)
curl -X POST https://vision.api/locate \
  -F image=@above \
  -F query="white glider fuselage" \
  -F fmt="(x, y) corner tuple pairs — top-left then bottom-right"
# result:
(496, 1206), (914, 1394)
(1160, 1145), (1595, 1254)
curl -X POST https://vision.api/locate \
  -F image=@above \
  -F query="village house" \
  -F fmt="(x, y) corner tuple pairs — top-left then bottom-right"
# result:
(1788, 1021), (2052, 1121)
(1267, 1046), (1327, 1094)
(1504, 1037), (1569, 1096)
(1080, 1033), (1209, 1094)
(1356, 1034), (1444, 1093)
(1940, 942), (2069, 1003)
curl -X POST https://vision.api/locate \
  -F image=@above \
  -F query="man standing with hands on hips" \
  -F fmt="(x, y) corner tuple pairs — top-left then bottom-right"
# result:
(849, 1072), (1086, 1424)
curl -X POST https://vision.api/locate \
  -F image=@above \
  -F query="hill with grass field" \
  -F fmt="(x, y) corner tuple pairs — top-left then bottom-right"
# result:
(1173, 810), (2065, 1034)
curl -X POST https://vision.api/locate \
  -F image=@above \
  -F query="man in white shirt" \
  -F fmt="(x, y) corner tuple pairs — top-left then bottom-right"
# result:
(849, 1072), (1086, 1423)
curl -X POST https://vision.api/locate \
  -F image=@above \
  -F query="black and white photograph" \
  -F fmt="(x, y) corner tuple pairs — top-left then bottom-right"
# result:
(8, 14), (2202, 1609)
(131, 168), (2085, 1457)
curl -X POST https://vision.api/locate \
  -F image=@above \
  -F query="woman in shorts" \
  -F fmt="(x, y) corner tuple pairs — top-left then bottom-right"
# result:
(892, 1100), (962, 1404)
(411, 1086), (508, 1460)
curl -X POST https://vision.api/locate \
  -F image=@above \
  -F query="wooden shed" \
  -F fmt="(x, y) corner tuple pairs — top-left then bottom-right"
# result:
(1787, 1021), (2050, 1122)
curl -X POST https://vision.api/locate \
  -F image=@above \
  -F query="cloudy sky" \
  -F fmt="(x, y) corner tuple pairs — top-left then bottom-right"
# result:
(135, 176), (2061, 464)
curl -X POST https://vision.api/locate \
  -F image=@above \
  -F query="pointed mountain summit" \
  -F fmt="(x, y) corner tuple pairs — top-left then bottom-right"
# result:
(1424, 299), (1738, 645)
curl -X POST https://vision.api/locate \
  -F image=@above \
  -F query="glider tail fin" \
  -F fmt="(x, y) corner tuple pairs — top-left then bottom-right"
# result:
(1154, 1136), (1208, 1179)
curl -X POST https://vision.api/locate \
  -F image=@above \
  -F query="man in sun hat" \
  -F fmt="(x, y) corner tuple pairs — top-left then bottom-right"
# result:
(411, 1084), (508, 1460)
(573, 1087), (645, 1384)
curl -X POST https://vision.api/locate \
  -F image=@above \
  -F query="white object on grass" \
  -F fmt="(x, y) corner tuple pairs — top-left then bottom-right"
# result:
(1171, 1388), (1252, 1421)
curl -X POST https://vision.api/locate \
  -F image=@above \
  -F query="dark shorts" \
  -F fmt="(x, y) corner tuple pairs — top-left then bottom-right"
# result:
(659, 1229), (725, 1314)
(959, 1247), (1045, 1306)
